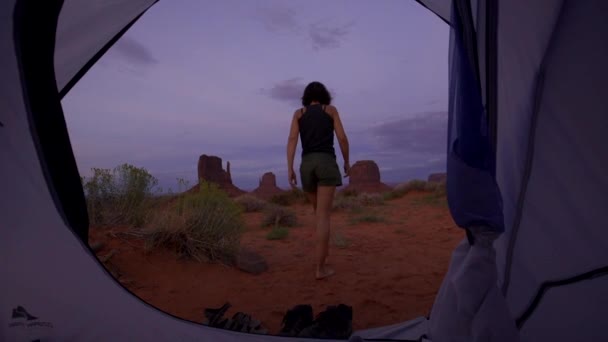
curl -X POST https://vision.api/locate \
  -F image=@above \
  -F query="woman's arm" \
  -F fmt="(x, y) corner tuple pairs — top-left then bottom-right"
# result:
(327, 105), (350, 174)
(286, 110), (300, 178)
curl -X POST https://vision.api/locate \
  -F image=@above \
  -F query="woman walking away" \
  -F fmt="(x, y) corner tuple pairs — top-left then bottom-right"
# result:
(286, 81), (350, 280)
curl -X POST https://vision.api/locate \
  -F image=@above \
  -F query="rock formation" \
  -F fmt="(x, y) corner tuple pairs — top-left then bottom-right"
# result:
(341, 160), (392, 194)
(192, 154), (245, 197)
(427, 172), (447, 183)
(252, 172), (285, 200)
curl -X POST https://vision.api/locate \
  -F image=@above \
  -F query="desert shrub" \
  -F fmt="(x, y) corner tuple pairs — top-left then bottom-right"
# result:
(144, 181), (244, 262)
(266, 226), (289, 240)
(358, 193), (385, 206)
(383, 179), (430, 201)
(332, 195), (362, 212)
(234, 194), (267, 212)
(338, 188), (359, 198)
(433, 181), (447, 197)
(82, 163), (159, 227)
(333, 192), (383, 211)
(261, 205), (297, 227)
(269, 188), (309, 206)
(350, 212), (385, 224)
(382, 191), (402, 201)
(269, 192), (294, 206)
(417, 180), (448, 198)
(289, 187), (309, 202)
(413, 193), (448, 207)
(397, 179), (428, 192)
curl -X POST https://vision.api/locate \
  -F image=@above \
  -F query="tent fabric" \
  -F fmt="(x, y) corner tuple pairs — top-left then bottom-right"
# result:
(428, 230), (519, 342)
(55, 0), (157, 97)
(2, 0), (608, 341)
(493, 1), (608, 339)
(416, 0), (452, 25)
(492, 0), (565, 288)
(445, 0), (504, 233)
(350, 317), (429, 340)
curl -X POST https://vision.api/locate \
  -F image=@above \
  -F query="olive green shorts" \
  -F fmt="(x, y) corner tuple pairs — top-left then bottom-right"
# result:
(299, 152), (343, 193)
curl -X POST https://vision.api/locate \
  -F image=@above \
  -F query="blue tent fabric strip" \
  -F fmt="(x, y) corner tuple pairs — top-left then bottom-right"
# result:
(446, 0), (505, 233)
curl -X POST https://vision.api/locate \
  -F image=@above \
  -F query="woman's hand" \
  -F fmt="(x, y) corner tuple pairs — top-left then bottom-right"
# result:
(343, 162), (350, 178)
(288, 169), (298, 188)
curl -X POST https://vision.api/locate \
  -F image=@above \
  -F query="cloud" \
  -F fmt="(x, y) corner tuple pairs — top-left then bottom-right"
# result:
(371, 111), (448, 155)
(254, 6), (355, 51)
(113, 36), (158, 65)
(255, 5), (301, 33)
(308, 21), (355, 50)
(260, 78), (305, 105)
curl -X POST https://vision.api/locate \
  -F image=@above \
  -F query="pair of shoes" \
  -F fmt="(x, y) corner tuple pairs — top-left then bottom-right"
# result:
(203, 302), (231, 327)
(279, 304), (353, 339)
(298, 304), (353, 339)
(278, 304), (314, 336)
(224, 312), (268, 334)
(202, 303), (268, 335)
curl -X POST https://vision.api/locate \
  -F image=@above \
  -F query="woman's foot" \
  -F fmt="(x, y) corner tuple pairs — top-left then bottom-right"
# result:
(316, 266), (335, 280)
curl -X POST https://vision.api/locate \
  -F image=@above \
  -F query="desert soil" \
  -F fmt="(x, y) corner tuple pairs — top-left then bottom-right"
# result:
(89, 191), (464, 335)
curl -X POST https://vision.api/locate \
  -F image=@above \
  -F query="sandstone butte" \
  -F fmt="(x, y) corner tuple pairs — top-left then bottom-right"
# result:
(189, 154), (245, 197)
(340, 160), (392, 194)
(252, 172), (285, 200)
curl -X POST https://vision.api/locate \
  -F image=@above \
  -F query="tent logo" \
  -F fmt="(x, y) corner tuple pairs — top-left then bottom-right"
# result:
(9, 306), (53, 329)
(12, 306), (38, 321)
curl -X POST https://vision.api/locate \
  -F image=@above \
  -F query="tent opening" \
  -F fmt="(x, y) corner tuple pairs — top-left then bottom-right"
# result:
(59, 1), (455, 337)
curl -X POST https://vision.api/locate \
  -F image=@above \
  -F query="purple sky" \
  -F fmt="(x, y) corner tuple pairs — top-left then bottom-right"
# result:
(61, 0), (449, 191)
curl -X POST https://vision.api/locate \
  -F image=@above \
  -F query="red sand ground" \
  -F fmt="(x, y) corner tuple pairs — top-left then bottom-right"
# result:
(89, 191), (464, 334)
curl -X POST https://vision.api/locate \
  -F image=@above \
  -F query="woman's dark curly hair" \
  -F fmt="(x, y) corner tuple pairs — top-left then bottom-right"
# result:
(301, 81), (332, 107)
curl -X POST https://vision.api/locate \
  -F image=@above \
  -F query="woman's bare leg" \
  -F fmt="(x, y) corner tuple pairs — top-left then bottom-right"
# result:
(305, 191), (317, 213)
(315, 185), (336, 279)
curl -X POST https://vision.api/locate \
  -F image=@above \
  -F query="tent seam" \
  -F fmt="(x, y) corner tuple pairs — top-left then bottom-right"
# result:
(486, 0), (498, 172)
(516, 265), (608, 329)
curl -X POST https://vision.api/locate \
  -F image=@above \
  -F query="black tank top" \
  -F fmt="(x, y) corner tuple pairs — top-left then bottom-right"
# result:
(298, 104), (336, 157)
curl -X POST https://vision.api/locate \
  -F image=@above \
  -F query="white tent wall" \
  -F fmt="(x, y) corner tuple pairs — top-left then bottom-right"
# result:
(493, 0), (564, 287)
(424, 0), (608, 340)
(494, 0), (608, 340)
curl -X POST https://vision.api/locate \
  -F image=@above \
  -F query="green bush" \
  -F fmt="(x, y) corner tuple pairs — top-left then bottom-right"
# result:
(261, 205), (297, 227)
(82, 163), (159, 227)
(266, 226), (289, 240)
(234, 194), (267, 212)
(144, 181), (244, 262)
